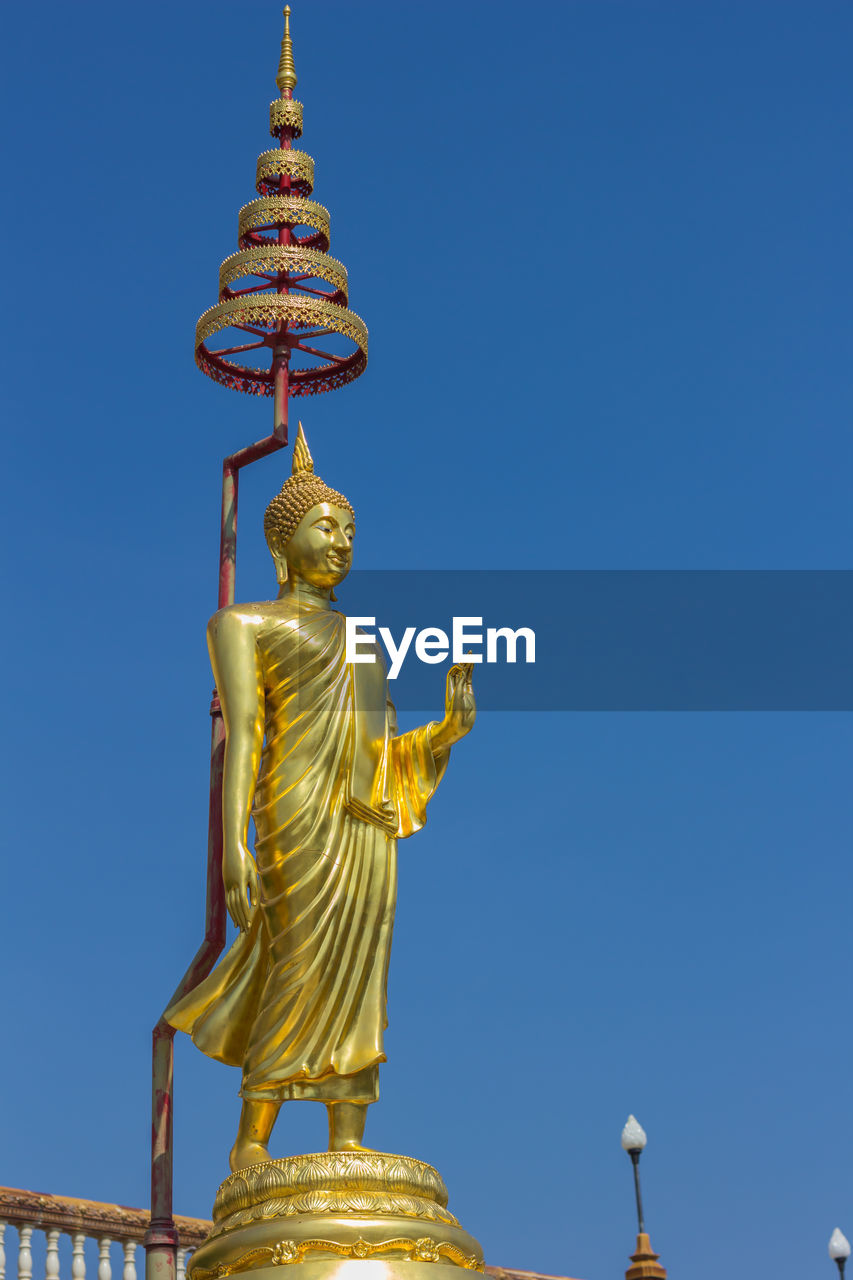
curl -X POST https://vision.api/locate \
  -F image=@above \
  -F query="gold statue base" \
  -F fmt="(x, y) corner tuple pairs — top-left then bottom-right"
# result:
(187, 1153), (484, 1280)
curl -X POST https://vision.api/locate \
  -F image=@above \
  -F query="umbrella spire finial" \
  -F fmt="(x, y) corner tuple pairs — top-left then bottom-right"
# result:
(276, 6), (298, 96)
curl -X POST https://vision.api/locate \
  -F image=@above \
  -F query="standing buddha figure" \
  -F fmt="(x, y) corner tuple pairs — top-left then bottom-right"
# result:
(167, 425), (475, 1172)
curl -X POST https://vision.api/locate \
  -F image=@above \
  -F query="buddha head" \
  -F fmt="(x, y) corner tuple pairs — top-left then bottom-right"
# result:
(264, 423), (355, 593)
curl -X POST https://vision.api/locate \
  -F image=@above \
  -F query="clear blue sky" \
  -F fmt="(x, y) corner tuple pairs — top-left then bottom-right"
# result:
(2, 3), (851, 1280)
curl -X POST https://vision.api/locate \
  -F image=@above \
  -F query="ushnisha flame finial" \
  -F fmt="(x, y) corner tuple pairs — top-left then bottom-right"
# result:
(291, 421), (314, 475)
(276, 6), (298, 96)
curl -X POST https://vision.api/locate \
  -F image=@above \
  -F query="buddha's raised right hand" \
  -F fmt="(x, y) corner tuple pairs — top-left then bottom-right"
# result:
(223, 841), (259, 932)
(430, 662), (476, 752)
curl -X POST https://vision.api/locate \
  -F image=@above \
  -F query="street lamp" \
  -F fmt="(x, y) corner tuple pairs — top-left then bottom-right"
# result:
(620, 1115), (665, 1280)
(829, 1229), (851, 1279)
(621, 1114), (648, 1233)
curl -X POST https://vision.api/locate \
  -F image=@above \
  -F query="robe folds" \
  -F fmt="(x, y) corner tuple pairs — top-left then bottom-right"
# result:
(166, 602), (447, 1102)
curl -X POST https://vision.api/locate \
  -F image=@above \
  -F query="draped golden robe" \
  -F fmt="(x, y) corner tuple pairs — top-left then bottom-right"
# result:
(166, 601), (447, 1102)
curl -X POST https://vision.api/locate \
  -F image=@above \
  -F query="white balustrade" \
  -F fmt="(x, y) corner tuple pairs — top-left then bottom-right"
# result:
(17, 1228), (32, 1280)
(0, 1231), (205, 1280)
(0, 1192), (208, 1280)
(45, 1229), (61, 1280)
(70, 1233), (86, 1280)
(96, 1240), (111, 1280)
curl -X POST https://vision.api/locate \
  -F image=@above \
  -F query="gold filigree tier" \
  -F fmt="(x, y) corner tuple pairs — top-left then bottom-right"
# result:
(186, 1154), (484, 1280)
(269, 99), (304, 137)
(256, 149), (315, 197)
(218, 248), (348, 301)
(195, 295), (368, 398)
(238, 196), (331, 250)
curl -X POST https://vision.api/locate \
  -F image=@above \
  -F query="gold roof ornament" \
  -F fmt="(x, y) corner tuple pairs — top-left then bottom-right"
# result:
(276, 6), (298, 95)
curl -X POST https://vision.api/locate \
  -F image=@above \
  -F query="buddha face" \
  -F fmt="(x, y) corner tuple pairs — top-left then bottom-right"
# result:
(278, 502), (355, 591)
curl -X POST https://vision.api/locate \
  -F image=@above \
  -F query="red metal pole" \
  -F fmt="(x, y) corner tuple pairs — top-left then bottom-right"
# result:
(273, 82), (293, 438)
(219, 465), (238, 610)
(146, 1024), (177, 1280)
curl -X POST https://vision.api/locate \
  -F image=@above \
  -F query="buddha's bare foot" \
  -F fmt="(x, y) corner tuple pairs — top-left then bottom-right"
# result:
(230, 1099), (281, 1171)
(229, 1139), (271, 1172)
(327, 1102), (372, 1152)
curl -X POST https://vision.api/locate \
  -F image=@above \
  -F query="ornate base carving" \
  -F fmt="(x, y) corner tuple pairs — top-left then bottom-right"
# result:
(187, 1154), (484, 1280)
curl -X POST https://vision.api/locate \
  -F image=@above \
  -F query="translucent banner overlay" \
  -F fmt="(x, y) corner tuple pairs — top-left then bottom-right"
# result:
(333, 570), (853, 711)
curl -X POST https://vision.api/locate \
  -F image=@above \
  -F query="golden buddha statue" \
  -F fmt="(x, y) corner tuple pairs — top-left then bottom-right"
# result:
(167, 425), (475, 1174)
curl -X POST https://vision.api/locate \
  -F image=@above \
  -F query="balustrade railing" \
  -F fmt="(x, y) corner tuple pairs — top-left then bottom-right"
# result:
(0, 1190), (209, 1280)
